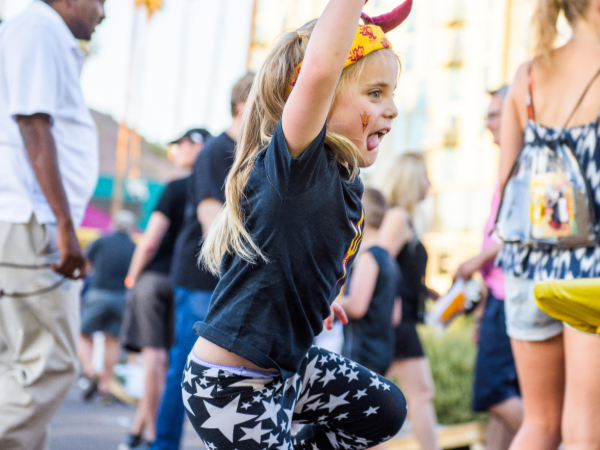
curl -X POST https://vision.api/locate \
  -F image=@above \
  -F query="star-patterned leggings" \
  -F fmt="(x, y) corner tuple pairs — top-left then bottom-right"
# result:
(182, 346), (407, 450)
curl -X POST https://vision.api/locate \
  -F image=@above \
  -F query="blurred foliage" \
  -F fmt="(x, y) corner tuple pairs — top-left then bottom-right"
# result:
(419, 316), (488, 425)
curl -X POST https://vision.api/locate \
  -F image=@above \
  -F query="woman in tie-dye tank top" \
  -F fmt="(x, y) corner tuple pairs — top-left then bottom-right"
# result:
(496, 0), (600, 448)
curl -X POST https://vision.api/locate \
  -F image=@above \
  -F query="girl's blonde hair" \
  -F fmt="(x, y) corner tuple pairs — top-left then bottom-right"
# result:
(532, 0), (591, 62)
(383, 152), (427, 217)
(200, 20), (400, 275)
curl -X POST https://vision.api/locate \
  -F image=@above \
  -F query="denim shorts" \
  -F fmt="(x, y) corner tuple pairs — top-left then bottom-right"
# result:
(504, 275), (563, 341)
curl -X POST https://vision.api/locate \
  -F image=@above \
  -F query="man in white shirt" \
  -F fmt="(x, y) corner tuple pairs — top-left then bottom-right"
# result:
(0, 1), (105, 448)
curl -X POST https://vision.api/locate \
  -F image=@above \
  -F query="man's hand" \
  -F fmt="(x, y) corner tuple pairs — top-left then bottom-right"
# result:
(52, 220), (86, 279)
(324, 303), (348, 330)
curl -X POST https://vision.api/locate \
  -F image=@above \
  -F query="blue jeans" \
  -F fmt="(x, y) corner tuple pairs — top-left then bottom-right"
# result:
(151, 287), (212, 450)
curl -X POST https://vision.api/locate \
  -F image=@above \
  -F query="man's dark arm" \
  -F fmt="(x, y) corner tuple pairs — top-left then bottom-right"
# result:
(16, 113), (85, 279)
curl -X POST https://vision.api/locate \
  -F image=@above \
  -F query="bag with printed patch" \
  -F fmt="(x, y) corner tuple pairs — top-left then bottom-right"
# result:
(496, 66), (600, 249)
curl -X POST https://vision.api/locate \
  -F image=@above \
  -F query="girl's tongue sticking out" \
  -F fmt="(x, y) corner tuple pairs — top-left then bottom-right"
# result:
(367, 130), (387, 151)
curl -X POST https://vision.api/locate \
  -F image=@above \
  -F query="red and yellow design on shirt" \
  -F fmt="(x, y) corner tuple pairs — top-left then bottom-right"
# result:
(337, 209), (365, 285)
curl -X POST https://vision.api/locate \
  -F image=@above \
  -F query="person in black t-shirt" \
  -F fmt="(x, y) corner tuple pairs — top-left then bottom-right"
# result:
(185, 3), (411, 450)
(79, 211), (136, 401)
(118, 128), (209, 450)
(151, 74), (254, 450)
(338, 188), (402, 376)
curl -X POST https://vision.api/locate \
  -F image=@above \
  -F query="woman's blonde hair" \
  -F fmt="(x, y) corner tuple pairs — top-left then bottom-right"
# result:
(200, 20), (400, 275)
(532, 0), (591, 62)
(383, 152), (428, 217)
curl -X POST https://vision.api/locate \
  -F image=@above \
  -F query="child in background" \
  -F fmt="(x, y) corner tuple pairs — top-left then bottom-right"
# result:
(338, 187), (401, 376)
(184, 1), (413, 449)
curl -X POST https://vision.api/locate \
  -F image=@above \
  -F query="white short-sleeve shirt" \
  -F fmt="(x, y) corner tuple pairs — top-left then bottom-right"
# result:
(0, 1), (99, 228)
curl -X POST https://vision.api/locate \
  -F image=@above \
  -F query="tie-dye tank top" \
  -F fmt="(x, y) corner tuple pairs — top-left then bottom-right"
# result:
(498, 67), (600, 281)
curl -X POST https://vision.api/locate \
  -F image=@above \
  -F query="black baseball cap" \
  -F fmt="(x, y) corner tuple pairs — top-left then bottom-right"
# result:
(169, 128), (211, 145)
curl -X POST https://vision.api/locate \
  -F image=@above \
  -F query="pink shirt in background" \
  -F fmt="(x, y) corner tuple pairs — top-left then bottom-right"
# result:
(480, 185), (505, 300)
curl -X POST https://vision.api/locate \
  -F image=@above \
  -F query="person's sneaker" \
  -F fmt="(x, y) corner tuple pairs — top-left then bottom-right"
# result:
(81, 375), (99, 402)
(117, 433), (150, 450)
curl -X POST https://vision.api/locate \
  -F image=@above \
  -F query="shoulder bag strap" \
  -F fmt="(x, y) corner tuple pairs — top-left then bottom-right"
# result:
(527, 64), (536, 121)
(563, 66), (600, 129)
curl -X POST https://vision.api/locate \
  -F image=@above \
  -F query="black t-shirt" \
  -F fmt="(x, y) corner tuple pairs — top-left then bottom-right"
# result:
(171, 132), (236, 290)
(343, 246), (401, 375)
(144, 176), (188, 275)
(396, 237), (428, 322)
(194, 121), (365, 378)
(87, 232), (136, 291)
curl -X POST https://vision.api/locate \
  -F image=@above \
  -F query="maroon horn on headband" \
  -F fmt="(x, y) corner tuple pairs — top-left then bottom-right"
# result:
(361, 0), (413, 34)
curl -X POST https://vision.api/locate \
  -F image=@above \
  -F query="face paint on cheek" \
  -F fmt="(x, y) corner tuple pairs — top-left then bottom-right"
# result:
(360, 111), (370, 132)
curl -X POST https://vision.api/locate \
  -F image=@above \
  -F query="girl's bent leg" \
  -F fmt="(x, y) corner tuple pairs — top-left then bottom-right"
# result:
(562, 327), (600, 450)
(508, 335), (564, 450)
(292, 347), (407, 450)
(183, 347), (407, 450)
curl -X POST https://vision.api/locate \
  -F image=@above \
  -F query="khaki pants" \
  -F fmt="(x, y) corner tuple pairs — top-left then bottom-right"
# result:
(0, 217), (81, 450)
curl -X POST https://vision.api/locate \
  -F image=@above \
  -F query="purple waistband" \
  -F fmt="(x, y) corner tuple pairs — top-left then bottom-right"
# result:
(190, 351), (278, 379)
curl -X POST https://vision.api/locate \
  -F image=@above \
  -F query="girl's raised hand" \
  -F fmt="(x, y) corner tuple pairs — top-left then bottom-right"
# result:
(324, 302), (349, 330)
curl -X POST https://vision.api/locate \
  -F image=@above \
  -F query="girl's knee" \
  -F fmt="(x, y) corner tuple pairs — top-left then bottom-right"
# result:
(371, 381), (408, 438)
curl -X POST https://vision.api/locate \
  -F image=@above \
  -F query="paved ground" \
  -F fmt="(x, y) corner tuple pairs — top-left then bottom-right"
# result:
(48, 385), (204, 450)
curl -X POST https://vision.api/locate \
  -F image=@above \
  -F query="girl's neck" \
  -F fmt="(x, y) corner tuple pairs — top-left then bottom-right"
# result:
(570, 19), (600, 43)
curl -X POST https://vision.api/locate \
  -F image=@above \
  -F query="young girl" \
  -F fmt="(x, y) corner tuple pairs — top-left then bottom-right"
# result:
(378, 153), (441, 450)
(497, 0), (600, 448)
(182, 1), (410, 448)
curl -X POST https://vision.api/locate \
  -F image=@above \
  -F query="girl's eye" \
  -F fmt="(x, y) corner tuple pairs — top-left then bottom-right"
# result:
(369, 90), (381, 98)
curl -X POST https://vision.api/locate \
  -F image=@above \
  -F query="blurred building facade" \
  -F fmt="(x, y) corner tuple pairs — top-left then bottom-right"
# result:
(249, 0), (536, 290)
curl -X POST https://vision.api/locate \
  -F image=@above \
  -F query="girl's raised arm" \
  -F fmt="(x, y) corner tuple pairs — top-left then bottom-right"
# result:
(282, 0), (365, 158)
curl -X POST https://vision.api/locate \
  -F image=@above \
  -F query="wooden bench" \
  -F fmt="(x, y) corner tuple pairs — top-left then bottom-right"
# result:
(388, 422), (487, 450)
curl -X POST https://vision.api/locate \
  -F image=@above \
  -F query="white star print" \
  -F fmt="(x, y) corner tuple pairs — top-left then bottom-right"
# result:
(319, 391), (350, 413)
(311, 443), (320, 450)
(328, 353), (339, 362)
(369, 376), (383, 390)
(319, 369), (337, 387)
(353, 389), (367, 400)
(340, 441), (352, 450)
(206, 442), (217, 450)
(253, 394), (263, 403)
(283, 408), (293, 432)
(326, 431), (340, 449)
(239, 422), (271, 444)
(203, 368), (221, 378)
(198, 377), (209, 387)
(193, 382), (214, 398)
(229, 378), (273, 392)
(364, 406), (379, 416)
(382, 383), (391, 391)
(273, 381), (283, 391)
(277, 440), (289, 450)
(348, 361), (357, 369)
(183, 367), (197, 386)
(305, 400), (324, 411)
(335, 412), (348, 421)
(264, 432), (280, 448)
(256, 398), (281, 426)
(182, 389), (195, 416)
(285, 373), (301, 392)
(294, 391), (322, 414)
(241, 402), (252, 410)
(201, 396), (257, 442)
(318, 355), (329, 366)
(337, 363), (349, 376)
(355, 437), (370, 446)
(345, 370), (359, 382)
(262, 388), (274, 398)
(301, 357), (321, 393)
